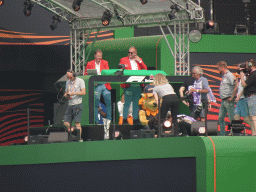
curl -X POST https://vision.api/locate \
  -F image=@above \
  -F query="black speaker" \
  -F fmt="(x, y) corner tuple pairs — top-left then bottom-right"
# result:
(48, 132), (68, 143)
(28, 135), (49, 144)
(130, 129), (155, 139)
(191, 121), (218, 136)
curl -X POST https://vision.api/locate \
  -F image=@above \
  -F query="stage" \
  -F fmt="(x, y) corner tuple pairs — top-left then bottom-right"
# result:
(0, 136), (256, 192)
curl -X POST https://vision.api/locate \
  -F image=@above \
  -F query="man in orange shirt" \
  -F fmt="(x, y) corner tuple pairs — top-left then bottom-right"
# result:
(85, 49), (111, 140)
(119, 46), (147, 125)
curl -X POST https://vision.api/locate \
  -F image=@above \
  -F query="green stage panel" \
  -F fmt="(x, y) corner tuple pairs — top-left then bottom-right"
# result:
(190, 35), (256, 53)
(1, 137), (256, 191)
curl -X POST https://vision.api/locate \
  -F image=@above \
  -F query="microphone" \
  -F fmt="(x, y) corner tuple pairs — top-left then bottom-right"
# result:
(118, 64), (125, 69)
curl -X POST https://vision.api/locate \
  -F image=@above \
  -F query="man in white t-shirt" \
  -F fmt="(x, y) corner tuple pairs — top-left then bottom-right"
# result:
(63, 69), (86, 141)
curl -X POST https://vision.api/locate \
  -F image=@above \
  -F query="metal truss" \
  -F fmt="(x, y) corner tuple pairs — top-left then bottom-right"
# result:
(70, 29), (99, 72)
(170, 0), (203, 20)
(160, 22), (190, 76)
(71, 11), (192, 32)
(31, 0), (80, 22)
(31, 0), (203, 74)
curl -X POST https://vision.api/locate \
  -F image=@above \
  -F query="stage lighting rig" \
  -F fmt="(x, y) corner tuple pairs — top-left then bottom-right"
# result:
(72, 0), (83, 11)
(101, 10), (112, 26)
(140, 0), (147, 4)
(0, 0), (4, 6)
(168, 4), (180, 20)
(23, 0), (33, 17)
(50, 15), (61, 30)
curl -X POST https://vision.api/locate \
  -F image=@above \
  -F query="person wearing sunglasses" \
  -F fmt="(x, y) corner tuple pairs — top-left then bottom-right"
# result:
(119, 46), (147, 125)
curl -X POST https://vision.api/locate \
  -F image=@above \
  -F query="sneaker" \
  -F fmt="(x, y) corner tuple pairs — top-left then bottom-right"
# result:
(78, 139), (83, 142)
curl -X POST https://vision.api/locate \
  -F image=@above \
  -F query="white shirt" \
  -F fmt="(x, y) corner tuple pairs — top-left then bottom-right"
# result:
(237, 76), (246, 99)
(95, 61), (101, 75)
(129, 59), (138, 70)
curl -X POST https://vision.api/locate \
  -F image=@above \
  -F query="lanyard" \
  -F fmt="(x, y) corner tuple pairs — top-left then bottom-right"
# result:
(68, 80), (76, 93)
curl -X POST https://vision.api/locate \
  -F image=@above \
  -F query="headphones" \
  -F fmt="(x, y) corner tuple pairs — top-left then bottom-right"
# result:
(247, 59), (255, 68)
(67, 69), (76, 77)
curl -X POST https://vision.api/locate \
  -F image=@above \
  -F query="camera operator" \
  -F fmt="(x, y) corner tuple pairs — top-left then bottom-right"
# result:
(240, 59), (256, 136)
(234, 63), (253, 134)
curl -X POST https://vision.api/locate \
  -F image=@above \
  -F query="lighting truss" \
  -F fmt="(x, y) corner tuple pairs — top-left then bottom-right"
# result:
(31, 0), (80, 22)
(30, 0), (204, 74)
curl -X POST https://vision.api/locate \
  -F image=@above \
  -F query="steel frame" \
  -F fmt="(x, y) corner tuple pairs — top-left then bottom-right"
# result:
(31, 0), (204, 74)
(160, 21), (190, 76)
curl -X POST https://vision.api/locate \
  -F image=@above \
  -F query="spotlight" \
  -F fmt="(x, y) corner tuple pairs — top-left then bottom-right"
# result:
(72, 0), (83, 11)
(50, 15), (61, 30)
(23, 0), (33, 17)
(206, 20), (214, 30)
(168, 4), (180, 20)
(140, 0), (147, 4)
(163, 120), (172, 129)
(191, 121), (218, 136)
(101, 10), (112, 26)
(0, 0), (4, 6)
(203, 20), (219, 34)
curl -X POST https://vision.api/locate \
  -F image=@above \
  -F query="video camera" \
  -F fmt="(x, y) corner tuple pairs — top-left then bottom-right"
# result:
(236, 63), (248, 74)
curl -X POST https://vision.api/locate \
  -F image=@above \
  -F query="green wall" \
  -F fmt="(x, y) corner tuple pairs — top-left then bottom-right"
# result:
(190, 34), (256, 53)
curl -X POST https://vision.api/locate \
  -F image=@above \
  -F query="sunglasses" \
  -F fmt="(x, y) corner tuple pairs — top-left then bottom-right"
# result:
(128, 52), (134, 54)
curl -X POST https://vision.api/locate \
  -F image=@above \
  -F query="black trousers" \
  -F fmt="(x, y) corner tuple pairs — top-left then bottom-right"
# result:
(160, 94), (179, 123)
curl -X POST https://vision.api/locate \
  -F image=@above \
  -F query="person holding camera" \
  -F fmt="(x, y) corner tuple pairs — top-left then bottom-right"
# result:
(217, 61), (238, 136)
(234, 63), (253, 133)
(240, 59), (256, 136)
(63, 69), (86, 142)
(119, 46), (147, 125)
(180, 66), (210, 122)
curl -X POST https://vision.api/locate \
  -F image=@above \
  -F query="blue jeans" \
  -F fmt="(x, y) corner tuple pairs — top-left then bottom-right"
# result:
(123, 84), (141, 120)
(218, 100), (235, 136)
(94, 84), (111, 123)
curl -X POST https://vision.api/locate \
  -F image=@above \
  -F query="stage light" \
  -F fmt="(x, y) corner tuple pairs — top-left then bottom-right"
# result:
(23, 0), (33, 17)
(198, 127), (205, 134)
(163, 120), (172, 129)
(0, 0), (4, 6)
(101, 10), (112, 26)
(168, 4), (179, 20)
(50, 15), (61, 30)
(140, 0), (147, 4)
(203, 20), (219, 34)
(72, 0), (83, 11)
(234, 24), (248, 35)
(191, 121), (218, 136)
